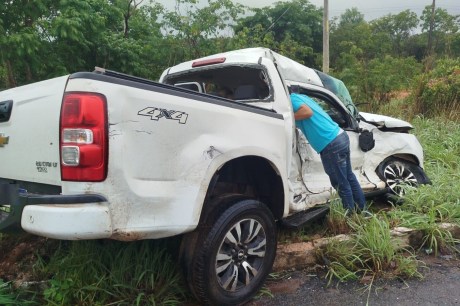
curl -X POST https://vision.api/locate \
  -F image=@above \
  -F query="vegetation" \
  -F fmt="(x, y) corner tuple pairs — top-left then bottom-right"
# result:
(414, 59), (460, 120)
(0, 238), (187, 305)
(0, 280), (16, 305)
(1, 0), (460, 304)
(1, 0), (459, 100)
(321, 212), (423, 283)
(319, 117), (460, 288)
(40, 239), (186, 305)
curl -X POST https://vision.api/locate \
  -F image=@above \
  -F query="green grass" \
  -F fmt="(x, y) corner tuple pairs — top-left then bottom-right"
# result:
(398, 117), (460, 254)
(325, 198), (352, 235)
(319, 116), (460, 287)
(320, 214), (422, 284)
(0, 280), (16, 305)
(40, 239), (187, 306)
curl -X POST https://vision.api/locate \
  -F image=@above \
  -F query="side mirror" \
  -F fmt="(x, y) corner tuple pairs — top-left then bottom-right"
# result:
(359, 130), (375, 152)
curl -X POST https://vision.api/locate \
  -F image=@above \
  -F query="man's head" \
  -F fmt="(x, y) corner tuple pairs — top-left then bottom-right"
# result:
(288, 85), (300, 94)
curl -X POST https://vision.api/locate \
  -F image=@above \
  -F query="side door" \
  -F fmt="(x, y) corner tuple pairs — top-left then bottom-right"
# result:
(297, 89), (371, 194)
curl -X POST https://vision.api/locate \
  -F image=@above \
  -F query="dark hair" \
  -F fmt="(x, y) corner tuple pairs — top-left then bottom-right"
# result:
(288, 85), (300, 94)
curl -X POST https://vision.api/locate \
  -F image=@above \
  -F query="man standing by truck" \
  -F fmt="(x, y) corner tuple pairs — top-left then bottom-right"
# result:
(290, 90), (367, 215)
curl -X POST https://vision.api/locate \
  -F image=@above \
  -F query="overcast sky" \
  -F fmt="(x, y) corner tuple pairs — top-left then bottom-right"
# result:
(156, 0), (460, 21)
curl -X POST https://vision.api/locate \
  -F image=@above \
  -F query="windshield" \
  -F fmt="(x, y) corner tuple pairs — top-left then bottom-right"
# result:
(315, 70), (359, 118)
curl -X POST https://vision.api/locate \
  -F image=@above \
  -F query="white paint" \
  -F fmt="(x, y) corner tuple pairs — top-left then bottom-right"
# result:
(21, 203), (112, 240)
(360, 112), (413, 129)
(0, 76), (68, 185)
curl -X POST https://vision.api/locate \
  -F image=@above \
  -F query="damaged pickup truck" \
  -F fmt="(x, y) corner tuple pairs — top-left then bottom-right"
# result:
(0, 48), (429, 305)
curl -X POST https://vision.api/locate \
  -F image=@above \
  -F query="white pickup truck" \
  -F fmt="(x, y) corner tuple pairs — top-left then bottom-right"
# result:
(0, 48), (429, 305)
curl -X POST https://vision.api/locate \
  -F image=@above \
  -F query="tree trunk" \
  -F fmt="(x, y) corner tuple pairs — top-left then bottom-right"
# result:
(5, 60), (16, 88)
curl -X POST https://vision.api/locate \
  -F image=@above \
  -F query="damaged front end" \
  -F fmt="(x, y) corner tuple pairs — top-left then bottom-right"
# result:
(359, 112), (413, 132)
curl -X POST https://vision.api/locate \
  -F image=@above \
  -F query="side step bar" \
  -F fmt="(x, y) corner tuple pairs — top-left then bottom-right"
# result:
(281, 206), (330, 230)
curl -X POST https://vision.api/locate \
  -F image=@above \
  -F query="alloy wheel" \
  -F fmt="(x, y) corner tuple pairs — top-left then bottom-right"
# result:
(383, 162), (418, 196)
(215, 218), (267, 292)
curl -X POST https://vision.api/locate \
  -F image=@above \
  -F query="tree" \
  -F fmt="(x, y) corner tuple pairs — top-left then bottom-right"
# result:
(48, 0), (115, 73)
(0, 0), (170, 88)
(420, 6), (459, 57)
(234, 0), (323, 67)
(99, 0), (166, 79)
(337, 7), (364, 27)
(370, 10), (419, 57)
(330, 8), (374, 70)
(0, 0), (54, 87)
(163, 0), (244, 61)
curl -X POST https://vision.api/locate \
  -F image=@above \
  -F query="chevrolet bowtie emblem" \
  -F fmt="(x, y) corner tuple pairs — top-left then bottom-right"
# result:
(0, 134), (9, 147)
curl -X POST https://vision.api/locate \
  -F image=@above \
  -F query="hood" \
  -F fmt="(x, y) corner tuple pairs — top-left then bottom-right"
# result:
(359, 112), (413, 129)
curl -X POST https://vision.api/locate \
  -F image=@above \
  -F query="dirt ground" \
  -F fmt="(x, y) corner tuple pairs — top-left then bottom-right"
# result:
(0, 234), (54, 285)
(248, 253), (460, 306)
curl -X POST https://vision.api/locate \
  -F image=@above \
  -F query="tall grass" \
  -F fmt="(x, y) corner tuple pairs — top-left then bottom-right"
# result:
(321, 214), (422, 285)
(387, 118), (460, 254)
(41, 239), (186, 306)
(325, 199), (352, 235)
(322, 115), (460, 285)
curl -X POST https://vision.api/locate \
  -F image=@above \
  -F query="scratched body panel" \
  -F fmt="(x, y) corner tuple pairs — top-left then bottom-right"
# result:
(61, 77), (287, 239)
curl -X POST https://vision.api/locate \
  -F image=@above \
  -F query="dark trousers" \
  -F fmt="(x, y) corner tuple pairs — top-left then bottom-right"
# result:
(320, 132), (366, 211)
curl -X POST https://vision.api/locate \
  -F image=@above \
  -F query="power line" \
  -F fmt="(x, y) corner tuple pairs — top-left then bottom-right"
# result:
(265, 6), (291, 33)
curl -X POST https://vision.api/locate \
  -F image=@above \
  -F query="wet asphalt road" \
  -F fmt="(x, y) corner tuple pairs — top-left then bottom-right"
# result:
(248, 255), (460, 306)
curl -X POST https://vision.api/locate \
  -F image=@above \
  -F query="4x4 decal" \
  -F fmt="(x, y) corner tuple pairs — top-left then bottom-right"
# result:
(138, 107), (188, 124)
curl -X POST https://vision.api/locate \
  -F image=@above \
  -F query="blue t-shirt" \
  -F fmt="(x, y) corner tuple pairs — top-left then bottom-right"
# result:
(290, 93), (340, 153)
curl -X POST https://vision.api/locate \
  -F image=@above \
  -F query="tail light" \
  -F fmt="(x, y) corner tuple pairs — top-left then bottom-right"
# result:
(60, 93), (108, 181)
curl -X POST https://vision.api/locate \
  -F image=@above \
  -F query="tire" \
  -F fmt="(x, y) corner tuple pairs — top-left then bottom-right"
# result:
(378, 158), (428, 197)
(184, 198), (277, 305)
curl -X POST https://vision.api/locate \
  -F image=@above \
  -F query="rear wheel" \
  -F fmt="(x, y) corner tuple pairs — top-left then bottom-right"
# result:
(182, 198), (277, 305)
(378, 158), (427, 196)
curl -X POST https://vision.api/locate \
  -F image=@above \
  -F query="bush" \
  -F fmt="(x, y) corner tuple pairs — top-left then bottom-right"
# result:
(366, 56), (422, 103)
(335, 55), (422, 107)
(413, 58), (460, 120)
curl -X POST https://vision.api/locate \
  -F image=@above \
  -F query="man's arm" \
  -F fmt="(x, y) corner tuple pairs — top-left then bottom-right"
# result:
(294, 104), (313, 120)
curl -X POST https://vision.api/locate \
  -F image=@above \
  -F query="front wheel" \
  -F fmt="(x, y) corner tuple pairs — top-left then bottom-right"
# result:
(378, 158), (429, 197)
(186, 198), (277, 305)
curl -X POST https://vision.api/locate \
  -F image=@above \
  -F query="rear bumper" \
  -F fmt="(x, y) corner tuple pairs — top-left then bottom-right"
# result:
(0, 183), (112, 239)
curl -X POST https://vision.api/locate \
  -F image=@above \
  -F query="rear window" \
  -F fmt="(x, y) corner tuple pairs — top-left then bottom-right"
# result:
(163, 65), (272, 102)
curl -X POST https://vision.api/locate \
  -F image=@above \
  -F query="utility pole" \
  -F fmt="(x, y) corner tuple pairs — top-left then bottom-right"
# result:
(427, 0), (436, 56)
(322, 0), (329, 73)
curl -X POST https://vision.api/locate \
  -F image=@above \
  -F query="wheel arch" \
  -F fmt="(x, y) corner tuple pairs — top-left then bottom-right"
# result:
(376, 154), (430, 187)
(199, 155), (285, 226)
(375, 153), (422, 177)
(388, 153), (421, 166)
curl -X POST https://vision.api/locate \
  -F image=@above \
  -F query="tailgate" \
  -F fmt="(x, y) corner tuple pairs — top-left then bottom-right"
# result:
(0, 76), (69, 186)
